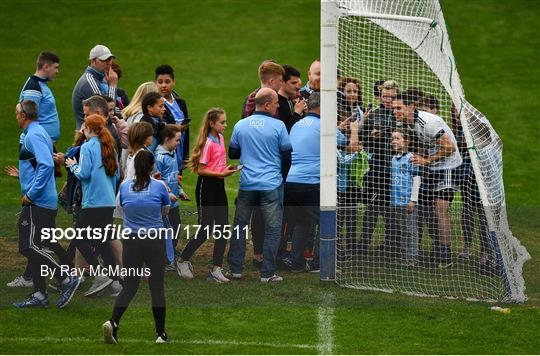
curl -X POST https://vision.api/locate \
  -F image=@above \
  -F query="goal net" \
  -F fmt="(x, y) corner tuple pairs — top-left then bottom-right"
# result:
(324, 0), (530, 302)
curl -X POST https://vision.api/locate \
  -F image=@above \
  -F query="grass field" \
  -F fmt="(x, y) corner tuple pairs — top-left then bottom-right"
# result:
(0, 0), (539, 354)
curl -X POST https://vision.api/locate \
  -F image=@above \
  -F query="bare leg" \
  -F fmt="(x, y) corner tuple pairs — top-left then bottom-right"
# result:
(434, 199), (451, 247)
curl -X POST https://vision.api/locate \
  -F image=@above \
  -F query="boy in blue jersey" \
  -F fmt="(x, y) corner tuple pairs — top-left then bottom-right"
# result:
(12, 100), (80, 309)
(228, 88), (292, 282)
(389, 129), (422, 265)
(19, 52), (61, 144)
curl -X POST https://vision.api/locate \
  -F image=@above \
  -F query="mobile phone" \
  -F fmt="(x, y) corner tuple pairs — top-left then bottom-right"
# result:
(368, 104), (373, 110)
(182, 118), (191, 124)
(179, 194), (190, 201)
(236, 164), (244, 170)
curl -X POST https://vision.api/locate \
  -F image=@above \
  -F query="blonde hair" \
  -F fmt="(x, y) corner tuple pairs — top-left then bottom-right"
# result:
(122, 81), (158, 118)
(258, 60), (285, 84)
(381, 80), (399, 91)
(187, 108), (226, 171)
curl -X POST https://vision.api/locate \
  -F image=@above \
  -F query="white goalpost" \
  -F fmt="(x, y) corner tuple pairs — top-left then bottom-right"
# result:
(320, 0), (530, 302)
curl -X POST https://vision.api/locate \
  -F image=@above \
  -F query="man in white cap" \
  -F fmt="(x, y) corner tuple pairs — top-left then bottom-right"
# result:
(71, 44), (118, 128)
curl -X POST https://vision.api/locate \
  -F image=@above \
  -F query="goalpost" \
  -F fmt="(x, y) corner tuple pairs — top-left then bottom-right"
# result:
(320, 0), (530, 302)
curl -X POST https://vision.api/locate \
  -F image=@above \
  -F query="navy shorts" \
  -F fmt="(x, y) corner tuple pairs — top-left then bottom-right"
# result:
(425, 168), (456, 202)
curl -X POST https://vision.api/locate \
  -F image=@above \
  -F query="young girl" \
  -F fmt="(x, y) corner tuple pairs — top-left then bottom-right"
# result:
(140, 92), (167, 153)
(103, 150), (171, 344)
(113, 122), (154, 220)
(154, 124), (186, 263)
(121, 81), (158, 170)
(125, 122), (154, 181)
(65, 114), (120, 297)
(336, 117), (362, 259)
(177, 108), (237, 283)
(390, 129), (422, 265)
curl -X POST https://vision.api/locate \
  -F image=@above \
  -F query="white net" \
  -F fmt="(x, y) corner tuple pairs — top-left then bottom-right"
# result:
(333, 0), (530, 302)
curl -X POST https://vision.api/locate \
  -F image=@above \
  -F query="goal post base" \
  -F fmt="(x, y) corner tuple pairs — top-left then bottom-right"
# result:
(320, 208), (337, 281)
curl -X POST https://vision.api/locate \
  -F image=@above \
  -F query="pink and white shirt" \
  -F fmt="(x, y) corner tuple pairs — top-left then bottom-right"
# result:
(200, 133), (227, 177)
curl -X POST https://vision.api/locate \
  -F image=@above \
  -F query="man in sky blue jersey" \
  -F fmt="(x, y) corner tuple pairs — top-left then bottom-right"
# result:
(285, 92), (321, 272)
(72, 44), (118, 129)
(228, 88), (292, 282)
(13, 100), (80, 309)
(19, 52), (61, 144)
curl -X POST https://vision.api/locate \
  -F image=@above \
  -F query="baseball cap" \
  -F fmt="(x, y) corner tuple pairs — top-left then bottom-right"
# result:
(89, 45), (115, 61)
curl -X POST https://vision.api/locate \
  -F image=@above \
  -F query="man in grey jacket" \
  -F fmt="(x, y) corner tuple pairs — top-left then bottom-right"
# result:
(72, 44), (118, 129)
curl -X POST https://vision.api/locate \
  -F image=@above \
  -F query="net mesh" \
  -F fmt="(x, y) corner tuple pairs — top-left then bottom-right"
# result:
(333, 0), (530, 302)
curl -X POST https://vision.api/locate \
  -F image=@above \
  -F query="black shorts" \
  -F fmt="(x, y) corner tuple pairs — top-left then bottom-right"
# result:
(425, 169), (456, 202)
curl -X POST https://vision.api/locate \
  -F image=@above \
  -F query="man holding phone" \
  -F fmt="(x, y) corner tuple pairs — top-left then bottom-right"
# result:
(277, 64), (306, 132)
(358, 80), (400, 255)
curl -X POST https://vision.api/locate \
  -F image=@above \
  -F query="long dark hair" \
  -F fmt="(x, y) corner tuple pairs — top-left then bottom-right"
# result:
(133, 150), (154, 192)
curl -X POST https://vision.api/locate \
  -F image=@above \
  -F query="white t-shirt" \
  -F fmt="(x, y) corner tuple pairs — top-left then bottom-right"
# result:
(125, 148), (144, 181)
(413, 110), (462, 171)
(114, 147), (145, 219)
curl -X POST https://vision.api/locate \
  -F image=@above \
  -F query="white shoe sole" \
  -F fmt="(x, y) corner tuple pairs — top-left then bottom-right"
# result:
(260, 277), (283, 283)
(85, 278), (114, 297)
(102, 321), (118, 344)
(207, 275), (230, 283)
(57, 278), (81, 309)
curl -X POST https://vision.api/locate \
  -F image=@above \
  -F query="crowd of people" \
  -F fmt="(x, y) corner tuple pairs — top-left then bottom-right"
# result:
(335, 77), (497, 273)
(7, 46), (322, 344)
(7, 44), (498, 343)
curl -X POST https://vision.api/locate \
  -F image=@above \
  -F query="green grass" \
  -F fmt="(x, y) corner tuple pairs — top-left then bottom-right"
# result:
(0, 0), (539, 354)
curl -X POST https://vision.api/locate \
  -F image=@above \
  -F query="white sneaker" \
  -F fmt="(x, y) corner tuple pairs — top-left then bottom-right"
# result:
(155, 332), (169, 343)
(176, 261), (194, 279)
(223, 270), (242, 279)
(84, 275), (114, 297)
(260, 274), (283, 283)
(208, 267), (230, 283)
(7, 275), (33, 287)
(98, 280), (123, 297)
(165, 261), (177, 272)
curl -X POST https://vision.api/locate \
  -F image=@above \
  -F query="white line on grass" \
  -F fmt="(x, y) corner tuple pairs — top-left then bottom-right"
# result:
(317, 291), (335, 355)
(1, 336), (316, 350)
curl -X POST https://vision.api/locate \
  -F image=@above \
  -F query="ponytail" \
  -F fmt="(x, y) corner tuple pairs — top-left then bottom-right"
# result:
(133, 150), (154, 191)
(84, 114), (118, 176)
